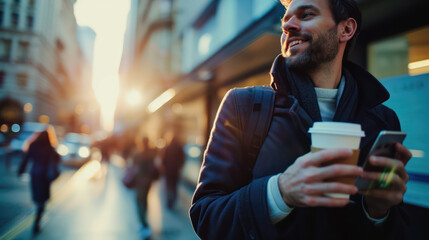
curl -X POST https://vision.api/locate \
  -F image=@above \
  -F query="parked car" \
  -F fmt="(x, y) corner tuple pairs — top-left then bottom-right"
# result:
(56, 133), (92, 163)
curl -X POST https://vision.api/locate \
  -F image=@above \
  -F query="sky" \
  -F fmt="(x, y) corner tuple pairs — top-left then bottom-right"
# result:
(74, 0), (131, 132)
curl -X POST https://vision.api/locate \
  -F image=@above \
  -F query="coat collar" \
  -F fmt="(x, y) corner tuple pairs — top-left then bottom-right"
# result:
(269, 54), (390, 111)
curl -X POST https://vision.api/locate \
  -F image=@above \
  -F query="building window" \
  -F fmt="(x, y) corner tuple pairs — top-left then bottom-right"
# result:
(27, 0), (35, 23)
(0, 0), (4, 26)
(16, 73), (27, 88)
(11, 13), (19, 28)
(368, 25), (429, 79)
(0, 71), (5, 88)
(0, 39), (11, 61)
(26, 15), (33, 29)
(17, 41), (29, 62)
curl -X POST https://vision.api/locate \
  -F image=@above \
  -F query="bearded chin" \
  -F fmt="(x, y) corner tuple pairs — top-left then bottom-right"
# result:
(287, 50), (319, 72)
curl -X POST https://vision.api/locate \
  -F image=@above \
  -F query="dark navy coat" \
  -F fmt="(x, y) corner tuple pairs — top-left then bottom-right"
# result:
(18, 142), (60, 203)
(190, 56), (409, 240)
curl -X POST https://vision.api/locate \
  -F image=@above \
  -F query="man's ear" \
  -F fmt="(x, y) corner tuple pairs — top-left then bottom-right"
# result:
(338, 18), (357, 43)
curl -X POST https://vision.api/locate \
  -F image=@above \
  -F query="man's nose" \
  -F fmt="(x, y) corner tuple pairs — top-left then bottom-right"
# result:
(282, 16), (301, 33)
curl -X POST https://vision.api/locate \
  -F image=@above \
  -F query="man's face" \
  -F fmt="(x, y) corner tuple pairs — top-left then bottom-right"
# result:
(281, 0), (339, 71)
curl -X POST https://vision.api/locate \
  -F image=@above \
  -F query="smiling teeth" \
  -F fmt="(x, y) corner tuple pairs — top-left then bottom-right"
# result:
(289, 40), (303, 48)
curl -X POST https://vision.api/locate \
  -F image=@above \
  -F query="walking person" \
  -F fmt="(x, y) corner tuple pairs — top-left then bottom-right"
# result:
(133, 136), (159, 239)
(190, 0), (412, 239)
(17, 126), (61, 234)
(161, 135), (185, 210)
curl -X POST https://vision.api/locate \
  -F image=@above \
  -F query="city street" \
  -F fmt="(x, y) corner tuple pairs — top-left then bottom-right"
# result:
(0, 0), (427, 239)
(0, 152), (198, 240)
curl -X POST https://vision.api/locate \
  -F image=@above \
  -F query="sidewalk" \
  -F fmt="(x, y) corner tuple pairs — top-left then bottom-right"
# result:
(0, 160), (33, 237)
(144, 179), (198, 240)
(110, 154), (199, 240)
(0, 153), (199, 240)
(0, 153), (77, 240)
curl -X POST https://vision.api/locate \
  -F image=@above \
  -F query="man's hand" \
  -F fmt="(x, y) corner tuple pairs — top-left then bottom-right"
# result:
(278, 148), (363, 207)
(360, 143), (412, 218)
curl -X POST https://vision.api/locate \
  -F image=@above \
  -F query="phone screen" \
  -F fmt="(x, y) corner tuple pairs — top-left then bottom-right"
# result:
(363, 141), (397, 172)
(355, 131), (406, 190)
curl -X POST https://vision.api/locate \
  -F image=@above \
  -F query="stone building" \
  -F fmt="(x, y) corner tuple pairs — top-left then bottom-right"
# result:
(0, 0), (93, 134)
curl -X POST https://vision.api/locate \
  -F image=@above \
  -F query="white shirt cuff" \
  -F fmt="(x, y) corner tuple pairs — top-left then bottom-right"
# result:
(361, 196), (389, 224)
(267, 174), (294, 224)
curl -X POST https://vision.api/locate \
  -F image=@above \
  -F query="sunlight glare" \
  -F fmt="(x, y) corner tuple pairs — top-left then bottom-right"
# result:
(77, 160), (101, 181)
(74, 0), (131, 132)
(126, 90), (143, 106)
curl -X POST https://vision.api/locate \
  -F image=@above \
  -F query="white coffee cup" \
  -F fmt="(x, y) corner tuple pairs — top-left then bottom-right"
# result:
(308, 122), (365, 198)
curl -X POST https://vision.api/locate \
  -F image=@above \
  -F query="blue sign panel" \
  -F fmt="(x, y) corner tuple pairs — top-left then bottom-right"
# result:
(381, 73), (429, 208)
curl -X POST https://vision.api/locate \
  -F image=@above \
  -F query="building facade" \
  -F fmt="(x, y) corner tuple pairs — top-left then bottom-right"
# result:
(0, 0), (92, 135)
(118, 0), (178, 144)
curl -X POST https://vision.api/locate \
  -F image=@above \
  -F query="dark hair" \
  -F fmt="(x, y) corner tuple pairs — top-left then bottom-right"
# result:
(327, 0), (361, 59)
(281, 0), (361, 59)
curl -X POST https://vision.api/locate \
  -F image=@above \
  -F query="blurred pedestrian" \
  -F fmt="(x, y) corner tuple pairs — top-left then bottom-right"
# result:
(17, 126), (61, 234)
(99, 136), (114, 163)
(133, 136), (159, 239)
(122, 131), (136, 161)
(161, 135), (185, 209)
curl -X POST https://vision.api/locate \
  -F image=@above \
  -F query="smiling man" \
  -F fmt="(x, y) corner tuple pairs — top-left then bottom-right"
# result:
(190, 0), (412, 239)
(282, 2), (339, 73)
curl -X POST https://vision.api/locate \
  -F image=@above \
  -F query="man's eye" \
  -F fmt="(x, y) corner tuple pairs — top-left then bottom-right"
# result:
(302, 13), (314, 19)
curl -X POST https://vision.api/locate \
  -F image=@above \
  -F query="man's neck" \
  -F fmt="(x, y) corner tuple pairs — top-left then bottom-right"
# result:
(309, 57), (343, 89)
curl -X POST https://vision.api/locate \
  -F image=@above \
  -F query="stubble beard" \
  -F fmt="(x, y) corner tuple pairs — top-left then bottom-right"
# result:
(283, 26), (339, 73)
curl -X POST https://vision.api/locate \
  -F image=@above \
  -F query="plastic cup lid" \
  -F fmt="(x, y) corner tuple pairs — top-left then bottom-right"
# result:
(308, 122), (365, 137)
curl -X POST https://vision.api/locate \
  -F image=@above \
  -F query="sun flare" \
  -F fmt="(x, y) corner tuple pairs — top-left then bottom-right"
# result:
(74, 0), (131, 132)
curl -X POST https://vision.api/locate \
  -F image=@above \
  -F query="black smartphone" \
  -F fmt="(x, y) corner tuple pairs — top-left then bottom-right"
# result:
(355, 130), (406, 191)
